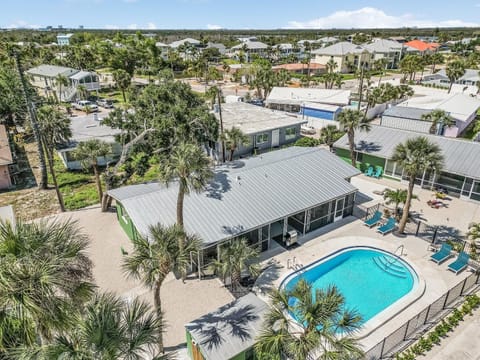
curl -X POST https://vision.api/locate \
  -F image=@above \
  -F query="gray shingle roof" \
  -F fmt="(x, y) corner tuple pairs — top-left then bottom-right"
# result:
(334, 125), (480, 179)
(231, 41), (269, 50)
(109, 147), (359, 245)
(312, 41), (367, 56)
(185, 293), (268, 360)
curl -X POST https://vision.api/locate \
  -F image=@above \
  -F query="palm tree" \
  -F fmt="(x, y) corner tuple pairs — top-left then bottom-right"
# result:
(430, 52), (444, 74)
(467, 223), (480, 256)
(73, 139), (111, 202)
(373, 58), (389, 86)
(319, 124), (342, 152)
(211, 238), (260, 291)
(158, 142), (213, 243)
(446, 60), (466, 94)
(123, 224), (200, 353)
(76, 84), (88, 100)
(113, 69), (132, 103)
(255, 279), (363, 360)
(421, 109), (455, 135)
(383, 188), (413, 218)
(14, 293), (162, 360)
(0, 219), (93, 348)
(37, 105), (72, 212)
(392, 137), (443, 233)
(55, 74), (69, 103)
(337, 109), (370, 167)
(221, 127), (250, 161)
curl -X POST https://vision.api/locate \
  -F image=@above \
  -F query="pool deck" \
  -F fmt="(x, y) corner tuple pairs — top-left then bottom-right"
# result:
(253, 219), (472, 353)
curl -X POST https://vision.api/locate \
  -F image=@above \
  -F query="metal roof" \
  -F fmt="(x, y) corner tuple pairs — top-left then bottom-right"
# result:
(109, 147), (360, 245)
(69, 70), (96, 81)
(216, 102), (307, 135)
(27, 64), (78, 78)
(382, 106), (431, 120)
(334, 125), (480, 179)
(231, 41), (269, 50)
(266, 87), (351, 107)
(185, 293), (268, 360)
(65, 115), (122, 146)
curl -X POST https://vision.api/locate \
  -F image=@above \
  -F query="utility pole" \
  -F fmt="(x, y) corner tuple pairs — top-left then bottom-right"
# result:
(13, 50), (48, 189)
(217, 88), (226, 163)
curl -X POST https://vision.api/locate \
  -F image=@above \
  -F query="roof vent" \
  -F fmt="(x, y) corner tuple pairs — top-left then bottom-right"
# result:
(236, 176), (241, 182)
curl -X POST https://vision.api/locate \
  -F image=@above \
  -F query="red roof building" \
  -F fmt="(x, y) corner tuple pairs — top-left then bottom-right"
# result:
(404, 40), (440, 52)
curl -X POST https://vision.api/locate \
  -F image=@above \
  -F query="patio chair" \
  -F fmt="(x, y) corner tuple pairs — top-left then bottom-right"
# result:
(373, 166), (383, 179)
(364, 166), (374, 177)
(447, 251), (470, 274)
(377, 217), (396, 235)
(364, 210), (383, 228)
(430, 243), (452, 264)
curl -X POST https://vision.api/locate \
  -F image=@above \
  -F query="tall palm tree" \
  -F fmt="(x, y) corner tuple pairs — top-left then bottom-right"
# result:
(13, 293), (162, 360)
(255, 279), (363, 360)
(383, 188), (411, 218)
(73, 139), (111, 202)
(337, 109), (370, 167)
(113, 69), (132, 103)
(0, 219), (94, 349)
(446, 60), (466, 94)
(123, 224), (200, 353)
(221, 127), (250, 161)
(76, 84), (88, 101)
(37, 105), (71, 212)
(421, 109), (455, 135)
(55, 74), (69, 103)
(373, 58), (389, 86)
(158, 142), (213, 243)
(211, 238), (260, 291)
(392, 137), (443, 233)
(319, 124), (342, 152)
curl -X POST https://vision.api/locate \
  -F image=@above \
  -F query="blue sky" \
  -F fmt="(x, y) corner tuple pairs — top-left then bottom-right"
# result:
(3, 0), (480, 30)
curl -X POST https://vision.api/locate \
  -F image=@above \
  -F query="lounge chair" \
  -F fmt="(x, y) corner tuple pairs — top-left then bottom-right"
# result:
(447, 251), (470, 274)
(373, 166), (383, 179)
(377, 217), (396, 235)
(364, 166), (374, 177)
(430, 243), (452, 264)
(364, 210), (383, 228)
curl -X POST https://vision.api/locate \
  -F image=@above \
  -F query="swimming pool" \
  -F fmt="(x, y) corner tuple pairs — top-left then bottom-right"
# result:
(281, 247), (419, 326)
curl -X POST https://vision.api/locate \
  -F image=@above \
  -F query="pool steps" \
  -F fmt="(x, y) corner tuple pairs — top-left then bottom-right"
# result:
(372, 255), (408, 278)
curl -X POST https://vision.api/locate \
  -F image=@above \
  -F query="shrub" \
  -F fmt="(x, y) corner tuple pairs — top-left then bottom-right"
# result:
(295, 137), (319, 147)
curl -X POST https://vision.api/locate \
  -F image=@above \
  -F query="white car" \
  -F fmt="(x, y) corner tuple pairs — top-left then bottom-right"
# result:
(72, 100), (98, 112)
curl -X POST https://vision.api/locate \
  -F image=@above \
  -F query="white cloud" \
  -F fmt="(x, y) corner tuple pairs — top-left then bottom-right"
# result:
(6, 20), (41, 29)
(147, 22), (157, 29)
(127, 23), (138, 29)
(104, 24), (120, 29)
(286, 7), (479, 29)
(206, 24), (222, 30)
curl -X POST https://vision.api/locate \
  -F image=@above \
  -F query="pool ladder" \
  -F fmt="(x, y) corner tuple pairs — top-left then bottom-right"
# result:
(395, 245), (406, 257)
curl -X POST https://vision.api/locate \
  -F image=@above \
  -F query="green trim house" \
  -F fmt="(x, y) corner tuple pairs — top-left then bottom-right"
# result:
(334, 125), (480, 201)
(185, 293), (267, 360)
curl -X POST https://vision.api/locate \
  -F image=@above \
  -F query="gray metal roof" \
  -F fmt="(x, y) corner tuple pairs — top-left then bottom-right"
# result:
(185, 293), (268, 360)
(27, 64), (78, 78)
(65, 115), (122, 146)
(266, 87), (351, 107)
(231, 41), (269, 50)
(334, 125), (480, 179)
(382, 106), (431, 120)
(109, 147), (360, 245)
(216, 102), (307, 135)
(69, 70), (96, 81)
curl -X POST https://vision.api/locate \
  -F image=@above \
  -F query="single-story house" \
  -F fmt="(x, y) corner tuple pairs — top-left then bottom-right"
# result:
(271, 62), (326, 76)
(58, 114), (122, 169)
(396, 93), (480, 137)
(380, 106), (435, 134)
(27, 64), (100, 102)
(56, 33), (73, 46)
(311, 42), (372, 73)
(404, 40), (439, 54)
(422, 69), (480, 88)
(212, 102), (307, 160)
(108, 147), (360, 267)
(185, 293), (268, 360)
(334, 125), (480, 202)
(0, 125), (13, 190)
(300, 102), (342, 130)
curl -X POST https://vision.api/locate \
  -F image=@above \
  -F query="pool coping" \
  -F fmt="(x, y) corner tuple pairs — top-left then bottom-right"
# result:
(259, 245), (426, 340)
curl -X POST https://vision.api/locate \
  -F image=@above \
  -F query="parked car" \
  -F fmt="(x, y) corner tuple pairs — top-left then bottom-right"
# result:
(72, 100), (98, 112)
(96, 98), (114, 109)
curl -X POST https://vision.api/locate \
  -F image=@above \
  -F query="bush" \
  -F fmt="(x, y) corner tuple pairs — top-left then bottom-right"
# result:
(295, 137), (319, 147)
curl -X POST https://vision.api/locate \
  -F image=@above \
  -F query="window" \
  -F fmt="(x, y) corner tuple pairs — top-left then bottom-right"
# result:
(285, 127), (297, 140)
(256, 133), (268, 145)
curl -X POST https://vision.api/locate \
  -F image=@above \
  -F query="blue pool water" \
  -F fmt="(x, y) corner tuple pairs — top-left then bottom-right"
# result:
(283, 247), (417, 324)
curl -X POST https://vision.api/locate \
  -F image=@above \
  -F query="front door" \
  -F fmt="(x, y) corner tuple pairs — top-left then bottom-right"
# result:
(272, 129), (280, 147)
(334, 198), (345, 222)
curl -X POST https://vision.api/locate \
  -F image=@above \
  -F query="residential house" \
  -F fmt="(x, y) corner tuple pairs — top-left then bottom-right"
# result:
(169, 38), (202, 49)
(265, 86), (351, 113)
(311, 42), (372, 73)
(27, 64), (100, 102)
(334, 125), (480, 202)
(379, 106), (433, 134)
(422, 69), (480, 88)
(211, 102), (307, 160)
(57, 114), (122, 169)
(229, 41), (269, 62)
(108, 146), (360, 267)
(362, 38), (413, 69)
(185, 293), (268, 360)
(155, 41), (170, 59)
(206, 42), (226, 55)
(56, 33), (73, 46)
(404, 40), (440, 54)
(271, 62), (326, 76)
(318, 36), (339, 45)
(396, 93), (480, 137)
(0, 125), (13, 190)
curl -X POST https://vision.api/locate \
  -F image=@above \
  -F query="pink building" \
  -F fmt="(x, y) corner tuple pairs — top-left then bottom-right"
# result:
(0, 125), (13, 190)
